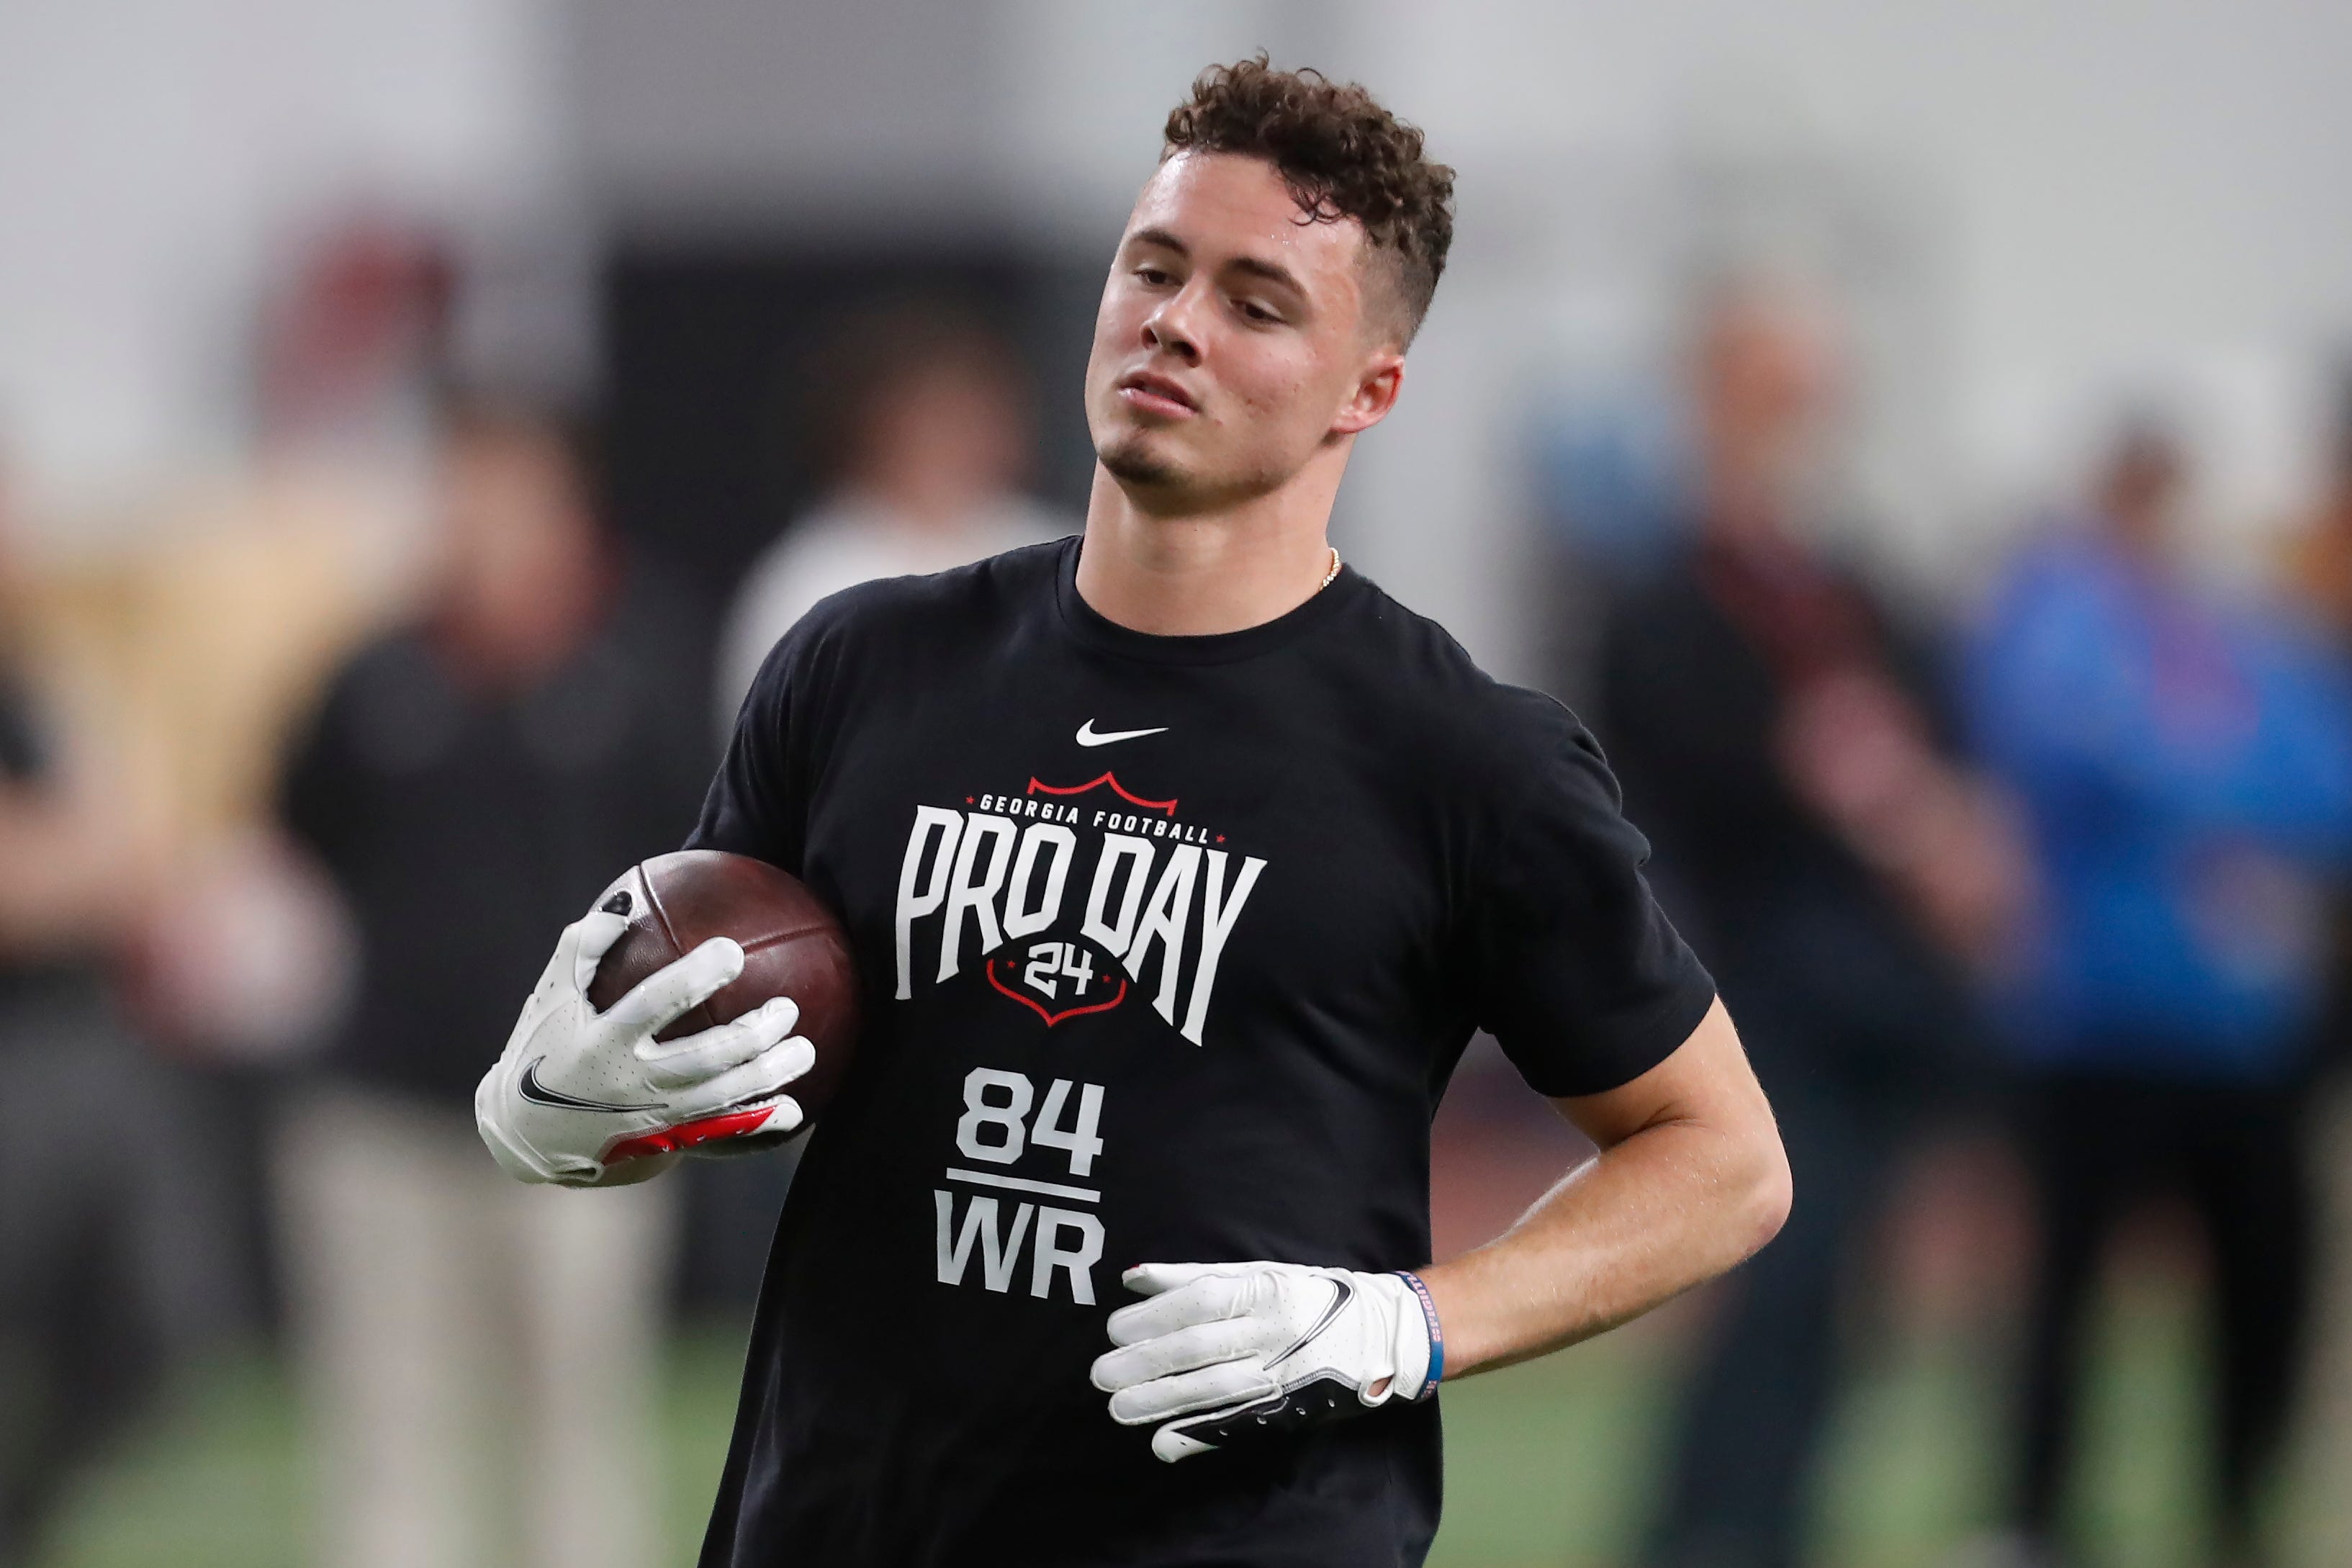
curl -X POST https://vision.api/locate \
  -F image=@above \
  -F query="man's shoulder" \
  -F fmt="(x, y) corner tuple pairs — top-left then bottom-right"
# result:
(793, 539), (1065, 641)
(1328, 575), (1592, 781)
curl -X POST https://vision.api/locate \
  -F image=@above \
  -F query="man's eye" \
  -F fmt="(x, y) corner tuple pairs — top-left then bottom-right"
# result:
(1136, 266), (1174, 286)
(1240, 300), (1281, 324)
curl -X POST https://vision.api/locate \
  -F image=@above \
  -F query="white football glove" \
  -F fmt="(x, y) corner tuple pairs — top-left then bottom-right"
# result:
(475, 896), (814, 1188)
(1090, 1261), (1443, 1462)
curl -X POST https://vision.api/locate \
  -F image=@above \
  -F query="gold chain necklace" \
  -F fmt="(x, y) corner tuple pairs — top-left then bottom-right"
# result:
(1319, 546), (1341, 591)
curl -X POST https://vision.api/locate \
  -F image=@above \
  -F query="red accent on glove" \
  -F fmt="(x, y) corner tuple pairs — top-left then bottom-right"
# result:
(603, 1105), (775, 1163)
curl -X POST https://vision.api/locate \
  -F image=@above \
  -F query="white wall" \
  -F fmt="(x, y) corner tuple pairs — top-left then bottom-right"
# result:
(0, 0), (570, 520)
(8, 0), (2346, 651)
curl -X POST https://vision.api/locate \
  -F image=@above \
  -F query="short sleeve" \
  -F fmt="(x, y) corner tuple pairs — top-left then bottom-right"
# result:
(1463, 697), (1716, 1097)
(685, 631), (806, 872)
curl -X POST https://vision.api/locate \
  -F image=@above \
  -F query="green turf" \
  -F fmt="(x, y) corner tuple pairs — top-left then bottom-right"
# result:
(1423, 1322), (1675, 1568)
(26, 1281), (2271, 1568)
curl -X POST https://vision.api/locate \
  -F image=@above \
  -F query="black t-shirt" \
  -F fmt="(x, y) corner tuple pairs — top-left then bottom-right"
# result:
(690, 539), (1712, 1568)
(280, 573), (712, 1105)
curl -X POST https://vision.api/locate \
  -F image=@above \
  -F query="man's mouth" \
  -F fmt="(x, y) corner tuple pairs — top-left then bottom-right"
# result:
(1116, 371), (1199, 418)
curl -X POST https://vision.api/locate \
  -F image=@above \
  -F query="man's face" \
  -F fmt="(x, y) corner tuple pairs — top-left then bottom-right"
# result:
(438, 427), (593, 627)
(1084, 150), (1402, 513)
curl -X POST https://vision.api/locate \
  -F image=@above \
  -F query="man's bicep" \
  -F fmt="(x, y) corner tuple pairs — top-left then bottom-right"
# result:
(1551, 998), (1769, 1151)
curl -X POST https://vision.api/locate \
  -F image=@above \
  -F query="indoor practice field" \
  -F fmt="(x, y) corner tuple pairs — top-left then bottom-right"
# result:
(8, 5), (2352, 1567)
(27, 1065), (2319, 1568)
(20, 1277), (2252, 1568)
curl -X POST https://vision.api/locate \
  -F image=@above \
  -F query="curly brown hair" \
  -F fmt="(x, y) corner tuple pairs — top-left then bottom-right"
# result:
(1164, 57), (1455, 347)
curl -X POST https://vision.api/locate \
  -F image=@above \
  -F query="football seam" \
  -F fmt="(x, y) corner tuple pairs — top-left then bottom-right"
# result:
(644, 865), (686, 960)
(640, 868), (708, 1032)
(732, 922), (847, 955)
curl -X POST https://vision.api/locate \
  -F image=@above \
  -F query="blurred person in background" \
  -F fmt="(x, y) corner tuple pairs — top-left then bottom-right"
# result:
(122, 218), (457, 1343)
(0, 220), (456, 1567)
(1597, 282), (2019, 1568)
(272, 394), (711, 1568)
(712, 300), (1071, 727)
(1971, 421), (2352, 1568)
(698, 302), (1072, 1305)
(0, 455), (223, 1565)
(2286, 366), (2352, 1564)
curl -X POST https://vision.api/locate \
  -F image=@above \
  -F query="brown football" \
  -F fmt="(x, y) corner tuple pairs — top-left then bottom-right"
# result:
(585, 850), (860, 1132)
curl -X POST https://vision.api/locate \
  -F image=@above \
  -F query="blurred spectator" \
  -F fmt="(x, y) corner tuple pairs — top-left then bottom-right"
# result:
(712, 300), (1071, 729)
(129, 219), (452, 1065)
(693, 300), (1072, 1306)
(0, 459), (223, 1564)
(272, 396), (710, 1568)
(1595, 282), (2014, 1568)
(2287, 368), (2352, 1566)
(1969, 420), (2352, 1567)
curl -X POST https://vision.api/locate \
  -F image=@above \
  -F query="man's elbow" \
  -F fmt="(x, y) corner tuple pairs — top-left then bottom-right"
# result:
(1734, 1125), (1793, 1263)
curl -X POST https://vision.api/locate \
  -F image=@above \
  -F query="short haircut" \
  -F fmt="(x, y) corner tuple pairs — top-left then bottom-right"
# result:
(1163, 57), (1455, 348)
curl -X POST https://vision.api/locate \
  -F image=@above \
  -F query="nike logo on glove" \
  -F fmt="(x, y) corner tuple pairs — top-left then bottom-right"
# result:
(1076, 720), (1168, 747)
(1265, 1276), (1353, 1371)
(518, 1059), (667, 1114)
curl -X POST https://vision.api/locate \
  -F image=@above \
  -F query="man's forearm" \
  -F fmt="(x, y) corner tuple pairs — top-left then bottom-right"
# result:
(1418, 1121), (1783, 1376)
(1416, 1009), (1790, 1379)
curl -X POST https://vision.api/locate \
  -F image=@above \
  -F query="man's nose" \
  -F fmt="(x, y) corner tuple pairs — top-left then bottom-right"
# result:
(1141, 284), (1207, 364)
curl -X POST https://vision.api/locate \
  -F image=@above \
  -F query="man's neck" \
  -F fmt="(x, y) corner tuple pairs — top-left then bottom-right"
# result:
(1073, 463), (1341, 636)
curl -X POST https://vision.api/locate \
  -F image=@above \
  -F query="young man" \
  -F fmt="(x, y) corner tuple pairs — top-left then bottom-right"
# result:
(479, 60), (1790, 1567)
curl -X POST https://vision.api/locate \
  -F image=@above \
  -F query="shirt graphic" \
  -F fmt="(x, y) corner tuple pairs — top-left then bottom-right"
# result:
(894, 770), (1265, 1043)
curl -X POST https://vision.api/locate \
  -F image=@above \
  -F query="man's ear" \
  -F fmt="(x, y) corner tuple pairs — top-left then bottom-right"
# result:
(1330, 353), (1406, 438)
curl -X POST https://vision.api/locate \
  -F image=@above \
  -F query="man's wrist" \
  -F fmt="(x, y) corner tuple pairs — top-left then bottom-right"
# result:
(1392, 1269), (1443, 1398)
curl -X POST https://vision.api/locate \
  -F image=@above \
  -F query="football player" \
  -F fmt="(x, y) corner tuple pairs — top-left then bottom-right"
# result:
(480, 57), (1790, 1567)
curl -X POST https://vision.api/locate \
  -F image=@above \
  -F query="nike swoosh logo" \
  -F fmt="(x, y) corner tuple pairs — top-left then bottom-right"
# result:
(1076, 720), (1168, 747)
(1265, 1276), (1354, 1371)
(518, 1059), (666, 1114)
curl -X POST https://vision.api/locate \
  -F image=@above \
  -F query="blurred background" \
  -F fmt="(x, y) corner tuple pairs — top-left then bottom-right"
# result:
(4, 2), (2352, 1566)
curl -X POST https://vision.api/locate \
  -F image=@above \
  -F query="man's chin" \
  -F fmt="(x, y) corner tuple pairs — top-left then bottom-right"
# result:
(1097, 437), (1189, 494)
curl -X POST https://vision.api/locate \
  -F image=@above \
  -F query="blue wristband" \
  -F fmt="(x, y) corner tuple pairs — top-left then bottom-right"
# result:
(1394, 1271), (1444, 1397)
